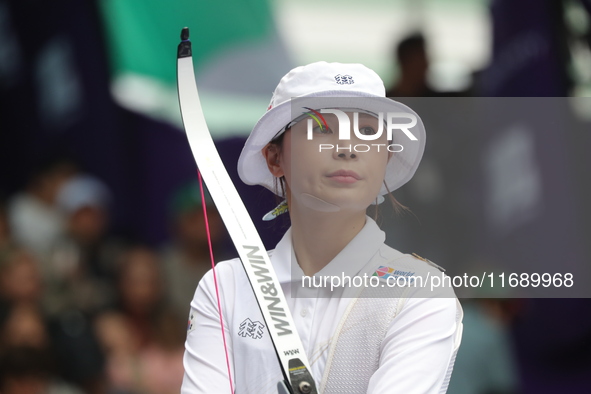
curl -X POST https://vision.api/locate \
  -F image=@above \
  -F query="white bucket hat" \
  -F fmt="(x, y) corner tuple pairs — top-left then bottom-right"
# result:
(237, 61), (426, 196)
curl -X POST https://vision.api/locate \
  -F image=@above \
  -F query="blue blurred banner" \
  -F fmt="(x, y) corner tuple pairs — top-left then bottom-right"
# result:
(479, 0), (570, 96)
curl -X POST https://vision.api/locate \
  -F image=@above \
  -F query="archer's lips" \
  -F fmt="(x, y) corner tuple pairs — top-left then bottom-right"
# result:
(327, 170), (361, 183)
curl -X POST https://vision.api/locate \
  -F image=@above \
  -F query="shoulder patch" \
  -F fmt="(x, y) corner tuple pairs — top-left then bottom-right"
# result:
(187, 308), (197, 333)
(411, 253), (446, 272)
(372, 265), (416, 284)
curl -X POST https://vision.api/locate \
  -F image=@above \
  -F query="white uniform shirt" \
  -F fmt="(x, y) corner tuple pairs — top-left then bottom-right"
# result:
(182, 218), (463, 394)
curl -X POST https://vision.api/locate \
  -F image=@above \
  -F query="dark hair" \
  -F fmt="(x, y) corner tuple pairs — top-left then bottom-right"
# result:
(269, 132), (288, 202)
(27, 156), (78, 187)
(0, 346), (54, 385)
(396, 32), (426, 62)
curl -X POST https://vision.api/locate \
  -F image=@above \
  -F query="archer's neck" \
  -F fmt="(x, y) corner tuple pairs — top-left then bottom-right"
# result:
(289, 204), (366, 276)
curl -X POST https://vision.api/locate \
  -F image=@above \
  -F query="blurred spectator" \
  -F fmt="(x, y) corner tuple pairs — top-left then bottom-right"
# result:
(448, 299), (520, 394)
(0, 346), (83, 394)
(0, 247), (43, 307)
(161, 181), (229, 316)
(387, 32), (434, 97)
(114, 247), (166, 347)
(0, 303), (49, 349)
(7, 158), (77, 259)
(381, 34), (477, 271)
(56, 175), (111, 250)
(95, 246), (185, 394)
(94, 311), (138, 390)
(0, 303), (85, 394)
(47, 309), (107, 394)
(0, 254), (107, 394)
(45, 174), (122, 315)
(0, 199), (11, 249)
(386, 32), (471, 98)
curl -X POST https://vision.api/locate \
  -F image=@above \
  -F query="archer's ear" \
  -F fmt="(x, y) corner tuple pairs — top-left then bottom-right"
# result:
(262, 144), (284, 178)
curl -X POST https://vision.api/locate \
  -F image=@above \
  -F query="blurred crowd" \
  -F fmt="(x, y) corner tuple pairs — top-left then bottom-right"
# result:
(6, 10), (591, 389)
(0, 32), (524, 394)
(0, 152), (523, 394)
(0, 157), (230, 394)
(0, 29), (528, 394)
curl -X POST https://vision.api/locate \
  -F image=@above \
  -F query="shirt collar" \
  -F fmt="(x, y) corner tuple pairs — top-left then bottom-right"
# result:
(271, 216), (385, 283)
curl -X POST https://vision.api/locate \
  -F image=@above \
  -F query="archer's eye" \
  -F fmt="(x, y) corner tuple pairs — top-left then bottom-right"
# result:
(313, 125), (333, 134)
(358, 126), (377, 135)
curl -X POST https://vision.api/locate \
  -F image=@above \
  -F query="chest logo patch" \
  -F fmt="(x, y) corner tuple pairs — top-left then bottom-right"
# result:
(373, 266), (415, 282)
(238, 318), (265, 339)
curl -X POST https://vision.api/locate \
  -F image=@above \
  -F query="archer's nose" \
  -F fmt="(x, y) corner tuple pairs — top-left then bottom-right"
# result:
(332, 144), (358, 160)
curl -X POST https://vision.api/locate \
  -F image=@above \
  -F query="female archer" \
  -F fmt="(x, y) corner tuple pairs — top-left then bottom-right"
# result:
(181, 61), (463, 394)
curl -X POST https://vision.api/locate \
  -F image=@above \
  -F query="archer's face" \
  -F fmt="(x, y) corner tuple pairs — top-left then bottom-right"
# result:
(280, 111), (389, 213)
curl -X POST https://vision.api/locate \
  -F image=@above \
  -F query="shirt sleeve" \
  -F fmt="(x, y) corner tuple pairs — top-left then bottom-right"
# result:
(366, 293), (463, 394)
(181, 264), (236, 394)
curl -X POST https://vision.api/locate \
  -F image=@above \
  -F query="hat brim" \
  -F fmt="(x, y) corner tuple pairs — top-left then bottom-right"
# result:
(238, 90), (426, 196)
